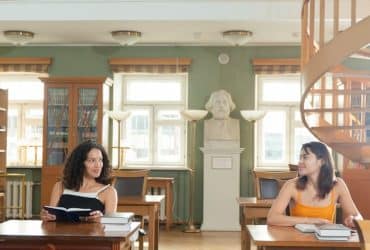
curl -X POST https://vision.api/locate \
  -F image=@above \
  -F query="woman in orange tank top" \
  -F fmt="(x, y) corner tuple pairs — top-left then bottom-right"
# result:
(267, 141), (362, 228)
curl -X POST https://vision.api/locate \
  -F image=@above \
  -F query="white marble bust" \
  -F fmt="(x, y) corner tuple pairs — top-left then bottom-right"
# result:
(204, 89), (240, 142)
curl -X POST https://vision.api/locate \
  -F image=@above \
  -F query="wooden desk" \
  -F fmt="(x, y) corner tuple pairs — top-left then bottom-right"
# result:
(0, 219), (140, 250)
(237, 197), (273, 250)
(118, 194), (164, 250)
(147, 177), (174, 231)
(247, 224), (360, 250)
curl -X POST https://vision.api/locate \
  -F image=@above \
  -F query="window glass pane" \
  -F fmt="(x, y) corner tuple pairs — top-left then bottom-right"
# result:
(24, 107), (43, 143)
(0, 77), (44, 166)
(294, 110), (301, 121)
(26, 108), (43, 119)
(293, 127), (317, 163)
(126, 79), (182, 102)
(120, 74), (187, 167)
(0, 80), (43, 100)
(262, 78), (300, 102)
(156, 125), (182, 163)
(125, 109), (151, 163)
(261, 111), (286, 162)
(157, 110), (181, 121)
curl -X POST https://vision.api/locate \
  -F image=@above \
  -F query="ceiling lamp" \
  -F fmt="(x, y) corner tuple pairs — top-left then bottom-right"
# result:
(222, 30), (253, 46)
(111, 30), (142, 46)
(3, 30), (34, 46)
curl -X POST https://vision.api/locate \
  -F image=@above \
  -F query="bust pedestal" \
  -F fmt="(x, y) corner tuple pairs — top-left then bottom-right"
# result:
(200, 145), (244, 231)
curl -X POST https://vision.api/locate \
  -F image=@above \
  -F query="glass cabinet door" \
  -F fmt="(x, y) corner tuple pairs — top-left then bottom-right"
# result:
(46, 87), (69, 165)
(77, 88), (98, 144)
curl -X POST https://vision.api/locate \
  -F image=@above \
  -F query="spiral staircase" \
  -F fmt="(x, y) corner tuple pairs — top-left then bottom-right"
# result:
(301, 0), (370, 166)
(300, 0), (370, 218)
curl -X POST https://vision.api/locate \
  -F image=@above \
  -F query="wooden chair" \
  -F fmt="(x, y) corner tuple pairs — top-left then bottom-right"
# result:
(288, 164), (298, 171)
(112, 170), (149, 198)
(253, 170), (297, 200)
(355, 220), (370, 250)
(112, 169), (149, 250)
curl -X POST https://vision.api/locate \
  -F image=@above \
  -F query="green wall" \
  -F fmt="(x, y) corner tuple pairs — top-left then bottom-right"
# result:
(1, 45), (300, 223)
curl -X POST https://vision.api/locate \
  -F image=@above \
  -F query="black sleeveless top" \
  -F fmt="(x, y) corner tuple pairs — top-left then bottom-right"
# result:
(57, 185), (109, 213)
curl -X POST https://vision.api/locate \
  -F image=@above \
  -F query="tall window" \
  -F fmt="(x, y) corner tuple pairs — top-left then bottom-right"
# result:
(256, 74), (316, 169)
(0, 76), (44, 166)
(117, 73), (187, 168)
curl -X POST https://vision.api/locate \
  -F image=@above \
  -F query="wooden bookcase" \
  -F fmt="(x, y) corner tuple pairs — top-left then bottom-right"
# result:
(0, 89), (8, 221)
(40, 77), (106, 206)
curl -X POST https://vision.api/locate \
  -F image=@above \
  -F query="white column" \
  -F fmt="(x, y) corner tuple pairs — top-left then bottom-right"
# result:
(201, 147), (244, 231)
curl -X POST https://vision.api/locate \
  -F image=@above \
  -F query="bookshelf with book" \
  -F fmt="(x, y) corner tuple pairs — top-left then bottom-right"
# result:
(0, 89), (7, 222)
(40, 77), (107, 206)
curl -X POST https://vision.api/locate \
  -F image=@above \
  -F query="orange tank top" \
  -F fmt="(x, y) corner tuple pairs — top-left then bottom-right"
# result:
(290, 189), (336, 222)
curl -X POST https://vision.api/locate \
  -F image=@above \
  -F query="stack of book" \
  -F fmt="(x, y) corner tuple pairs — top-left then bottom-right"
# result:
(101, 212), (135, 232)
(295, 223), (352, 241)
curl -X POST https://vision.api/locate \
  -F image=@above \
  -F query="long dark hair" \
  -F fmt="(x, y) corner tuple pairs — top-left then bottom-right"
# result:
(296, 141), (336, 199)
(62, 140), (112, 190)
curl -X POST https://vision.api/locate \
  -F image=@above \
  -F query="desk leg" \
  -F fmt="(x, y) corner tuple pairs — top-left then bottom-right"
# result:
(242, 208), (254, 250)
(148, 205), (158, 250)
(155, 204), (160, 250)
(241, 207), (247, 250)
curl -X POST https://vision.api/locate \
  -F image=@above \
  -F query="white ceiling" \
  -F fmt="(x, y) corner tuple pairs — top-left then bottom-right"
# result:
(0, 0), (369, 46)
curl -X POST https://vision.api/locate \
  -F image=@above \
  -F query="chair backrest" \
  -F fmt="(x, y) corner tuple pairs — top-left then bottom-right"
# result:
(355, 220), (370, 250)
(112, 170), (149, 198)
(253, 170), (297, 200)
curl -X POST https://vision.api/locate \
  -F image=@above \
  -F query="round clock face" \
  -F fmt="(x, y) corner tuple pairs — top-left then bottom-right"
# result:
(218, 53), (230, 64)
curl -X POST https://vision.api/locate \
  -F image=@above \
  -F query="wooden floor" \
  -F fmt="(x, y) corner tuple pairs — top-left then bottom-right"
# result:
(139, 225), (241, 250)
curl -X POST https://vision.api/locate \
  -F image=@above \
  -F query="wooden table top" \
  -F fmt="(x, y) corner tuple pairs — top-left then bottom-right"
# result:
(237, 197), (274, 207)
(0, 220), (140, 240)
(247, 225), (360, 248)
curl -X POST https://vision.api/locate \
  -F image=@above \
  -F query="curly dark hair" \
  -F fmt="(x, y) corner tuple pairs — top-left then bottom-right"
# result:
(62, 140), (113, 190)
(296, 141), (336, 199)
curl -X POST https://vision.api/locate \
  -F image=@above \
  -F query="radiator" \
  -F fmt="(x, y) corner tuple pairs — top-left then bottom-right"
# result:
(147, 187), (166, 221)
(6, 181), (33, 219)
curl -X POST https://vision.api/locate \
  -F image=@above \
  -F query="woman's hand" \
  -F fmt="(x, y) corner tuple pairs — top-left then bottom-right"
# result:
(81, 210), (103, 223)
(343, 214), (362, 228)
(40, 208), (56, 222)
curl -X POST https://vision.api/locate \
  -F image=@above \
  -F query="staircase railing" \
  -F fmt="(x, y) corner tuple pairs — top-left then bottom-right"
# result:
(300, 0), (370, 164)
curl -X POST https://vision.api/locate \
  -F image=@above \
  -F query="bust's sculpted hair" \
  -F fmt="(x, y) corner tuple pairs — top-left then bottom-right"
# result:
(205, 89), (236, 112)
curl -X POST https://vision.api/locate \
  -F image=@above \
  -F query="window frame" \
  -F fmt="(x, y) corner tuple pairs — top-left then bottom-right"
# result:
(8, 101), (43, 166)
(255, 74), (314, 170)
(0, 76), (44, 167)
(116, 73), (188, 169)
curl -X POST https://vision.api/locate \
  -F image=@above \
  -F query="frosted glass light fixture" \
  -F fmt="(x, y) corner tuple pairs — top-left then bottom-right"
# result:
(3, 30), (34, 46)
(240, 110), (266, 122)
(105, 110), (131, 168)
(111, 30), (142, 46)
(180, 109), (208, 121)
(222, 30), (253, 46)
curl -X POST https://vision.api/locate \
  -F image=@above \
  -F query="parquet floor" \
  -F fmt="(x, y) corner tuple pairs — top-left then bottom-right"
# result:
(139, 224), (241, 250)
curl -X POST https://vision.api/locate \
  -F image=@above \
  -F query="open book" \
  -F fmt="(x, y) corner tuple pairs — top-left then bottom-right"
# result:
(43, 206), (92, 222)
